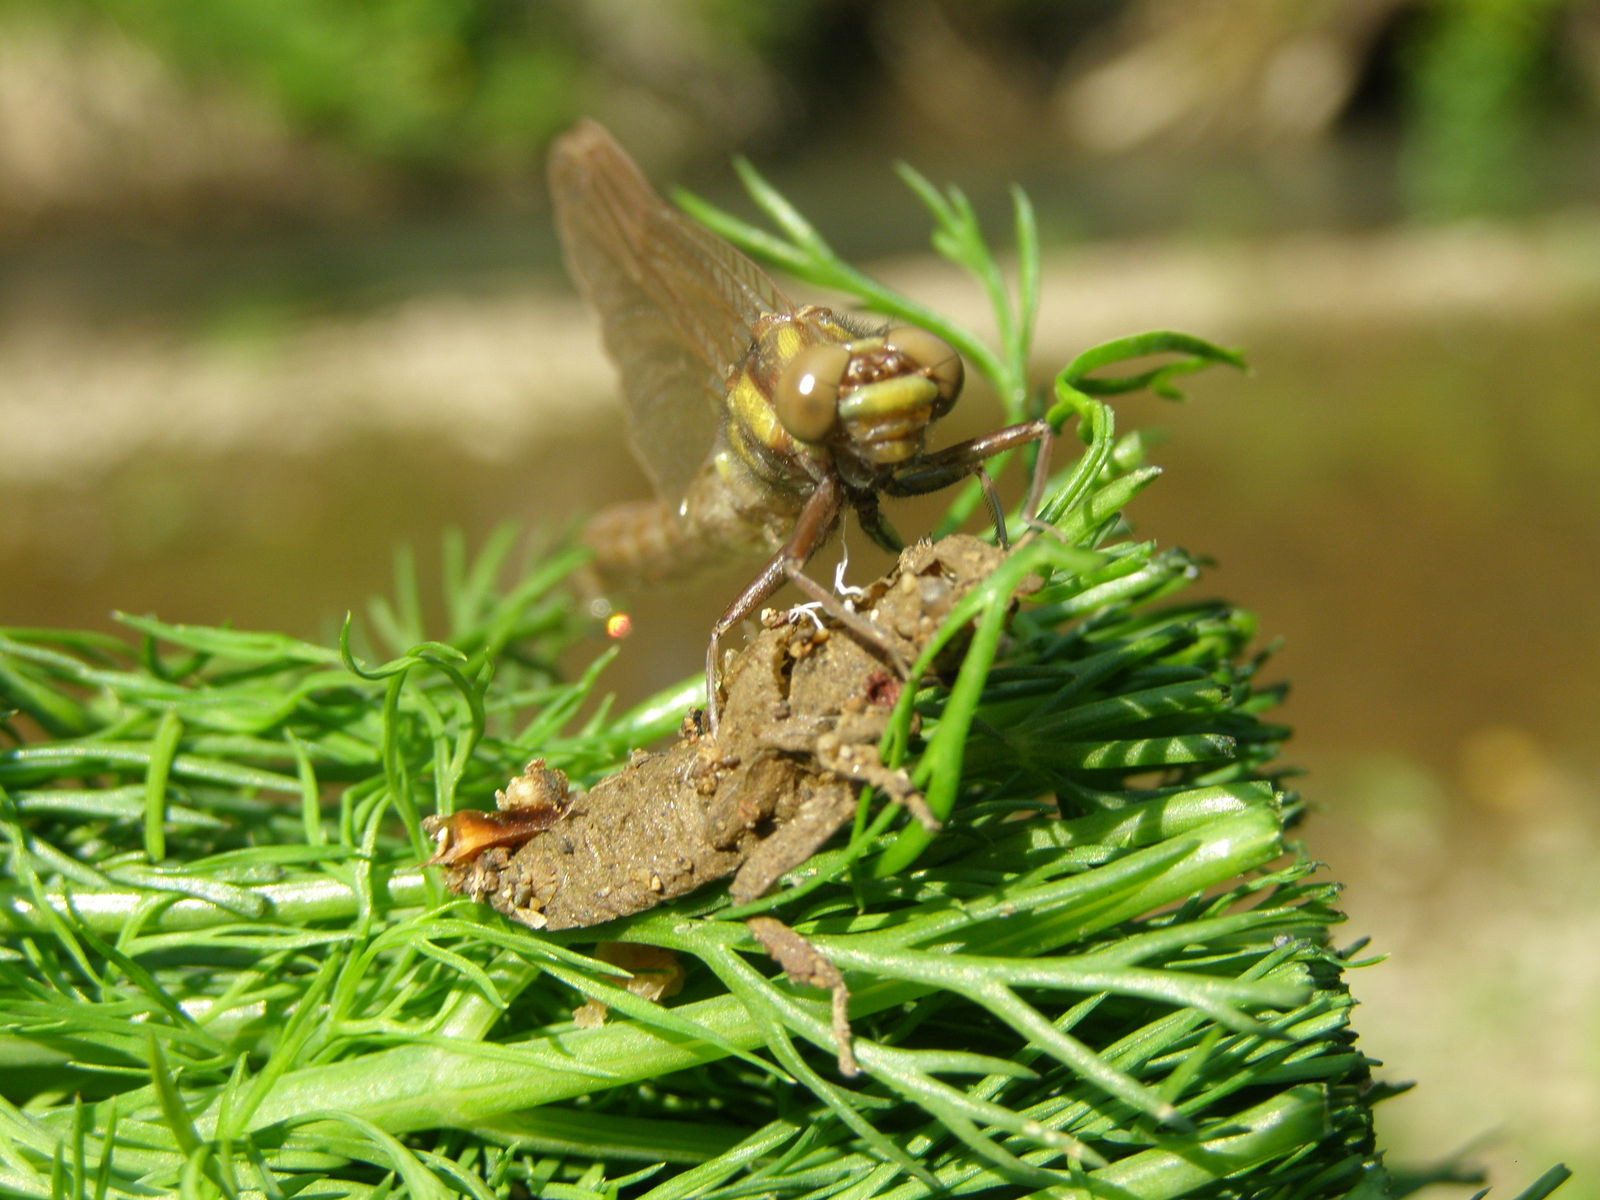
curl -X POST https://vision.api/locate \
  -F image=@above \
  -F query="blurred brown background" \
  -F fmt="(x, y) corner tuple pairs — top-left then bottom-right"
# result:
(1, 0), (1598, 1188)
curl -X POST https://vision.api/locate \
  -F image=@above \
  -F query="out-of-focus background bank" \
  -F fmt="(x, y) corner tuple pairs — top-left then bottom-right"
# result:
(1, 1), (1597, 1188)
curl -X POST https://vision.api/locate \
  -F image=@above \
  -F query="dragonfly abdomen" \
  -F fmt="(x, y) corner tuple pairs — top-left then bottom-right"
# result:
(583, 439), (819, 594)
(581, 498), (729, 591)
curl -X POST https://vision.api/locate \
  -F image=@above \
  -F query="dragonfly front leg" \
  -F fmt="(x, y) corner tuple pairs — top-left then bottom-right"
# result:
(707, 477), (842, 736)
(853, 495), (905, 555)
(885, 419), (1054, 539)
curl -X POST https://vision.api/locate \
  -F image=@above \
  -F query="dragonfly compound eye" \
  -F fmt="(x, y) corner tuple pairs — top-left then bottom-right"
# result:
(885, 326), (963, 414)
(775, 342), (850, 443)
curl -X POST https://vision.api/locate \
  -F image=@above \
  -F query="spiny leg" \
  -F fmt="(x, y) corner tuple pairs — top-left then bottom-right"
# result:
(976, 467), (1008, 550)
(1020, 421), (1056, 528)
(812, 737), (939, 831)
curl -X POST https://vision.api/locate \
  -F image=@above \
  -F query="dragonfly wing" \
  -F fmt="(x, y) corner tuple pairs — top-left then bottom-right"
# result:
(550, 120), (795, 502)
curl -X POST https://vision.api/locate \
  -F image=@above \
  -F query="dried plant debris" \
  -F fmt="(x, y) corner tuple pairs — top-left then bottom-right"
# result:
(425, 534), (1027, 1070)
(422, 758), (574, 865)
(425, 534), (1012, 932)
(571, 941), (687, 1029)
(747, 914), (859, 1076)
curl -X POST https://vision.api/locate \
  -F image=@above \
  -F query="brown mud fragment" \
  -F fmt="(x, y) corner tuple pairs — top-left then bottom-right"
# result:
(429, 534), (1020, 932)
(747, 915), (859, 1076)
(571, 942), (686, 1029)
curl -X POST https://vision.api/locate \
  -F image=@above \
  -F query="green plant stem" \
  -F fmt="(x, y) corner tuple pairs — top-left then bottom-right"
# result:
(186, 807), (1278, 1139)
(0, 869), (431, 934)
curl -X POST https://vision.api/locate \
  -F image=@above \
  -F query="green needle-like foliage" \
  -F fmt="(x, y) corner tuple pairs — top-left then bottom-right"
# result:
(0, 158), (1521, 1200)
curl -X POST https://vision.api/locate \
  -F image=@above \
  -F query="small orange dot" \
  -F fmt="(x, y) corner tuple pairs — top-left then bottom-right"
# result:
(606, 613), (632, 639)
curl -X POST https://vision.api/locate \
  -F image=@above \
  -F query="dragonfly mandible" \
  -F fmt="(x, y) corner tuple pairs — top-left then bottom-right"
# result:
(551, 120), (1052, 730)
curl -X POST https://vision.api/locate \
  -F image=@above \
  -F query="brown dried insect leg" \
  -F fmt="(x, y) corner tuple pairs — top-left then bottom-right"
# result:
(747, 915), (859, 1077)
(813, 733), (939, 832)
(729, 779), (856, 906)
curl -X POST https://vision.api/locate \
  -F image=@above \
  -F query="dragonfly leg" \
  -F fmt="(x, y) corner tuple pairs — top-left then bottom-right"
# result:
(853, 496), (905, 555)
(707, 477), (842, 736)
(782, 564), (912, 681)
(885, 418), (1055, 534)
(976, 467), (1008, 550)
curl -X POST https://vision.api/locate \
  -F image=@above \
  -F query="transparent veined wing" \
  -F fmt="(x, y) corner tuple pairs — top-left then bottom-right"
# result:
(549, 120), (796, 502)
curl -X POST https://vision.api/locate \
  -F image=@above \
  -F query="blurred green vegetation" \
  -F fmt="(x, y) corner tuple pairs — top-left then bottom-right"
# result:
(103, 0), (587, 168)
(1401, 0), (1587, 217)
(0, 0), (1587, 224)
(12, 0), (793, 176)
(30, 0), (592, 171)
(0, 0), (1592, 219)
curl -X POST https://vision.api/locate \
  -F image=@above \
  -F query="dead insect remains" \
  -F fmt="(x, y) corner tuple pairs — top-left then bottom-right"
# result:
(424, 534), (1026, 1073)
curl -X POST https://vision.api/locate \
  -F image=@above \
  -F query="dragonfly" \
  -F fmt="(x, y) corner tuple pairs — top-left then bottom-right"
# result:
(551, 120), (1052, 730)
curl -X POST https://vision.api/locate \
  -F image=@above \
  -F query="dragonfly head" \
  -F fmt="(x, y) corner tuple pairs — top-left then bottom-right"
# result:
(774, 325), (964, 467)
